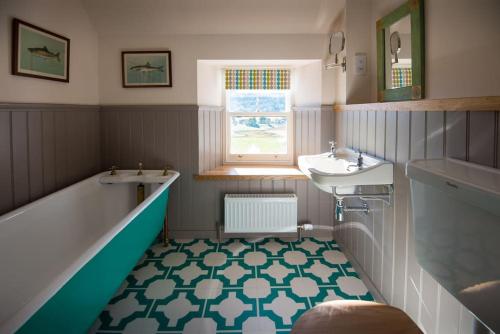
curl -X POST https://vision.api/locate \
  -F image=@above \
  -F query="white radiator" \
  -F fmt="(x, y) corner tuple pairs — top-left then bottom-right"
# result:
(224, 194), (298, 233)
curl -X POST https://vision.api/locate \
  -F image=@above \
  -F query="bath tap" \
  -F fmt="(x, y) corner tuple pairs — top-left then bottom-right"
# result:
(163, 165), (173, 176)
(137, 162), (144, 176)
(328, 140), (337, 158)
(109, 165), (118, 176)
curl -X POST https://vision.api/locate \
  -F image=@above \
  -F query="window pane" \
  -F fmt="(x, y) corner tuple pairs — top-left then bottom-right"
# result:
(228, 90), (287, 113)
(230, 116), (287, 154)
(229, 92), (257, 112)
(258, 95), (286, 112)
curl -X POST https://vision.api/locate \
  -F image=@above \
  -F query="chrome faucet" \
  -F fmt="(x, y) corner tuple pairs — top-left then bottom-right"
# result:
(357, 150), (363, 168)
(137, 162), (144, 176)
(109, 165), (118, 176)
(162, 165), (173, 176)
(328, 140), (337, 158)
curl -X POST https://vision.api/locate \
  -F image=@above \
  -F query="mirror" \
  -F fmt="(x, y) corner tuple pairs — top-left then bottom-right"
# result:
(376, 0), (424, 102)
(329, 32), (345, 55)
(385, 14), (412, 90)
(325, 31), (346, 72)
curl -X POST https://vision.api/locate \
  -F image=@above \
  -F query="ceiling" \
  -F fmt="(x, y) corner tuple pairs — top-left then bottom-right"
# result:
(82, 0), (345, 35)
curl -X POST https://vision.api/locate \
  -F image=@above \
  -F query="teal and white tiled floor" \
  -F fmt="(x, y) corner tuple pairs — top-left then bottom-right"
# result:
(91, 238), (373, 334)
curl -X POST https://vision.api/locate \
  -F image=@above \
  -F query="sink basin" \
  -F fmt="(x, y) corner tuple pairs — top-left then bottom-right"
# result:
(298, 148), (393, 194)
(99, 170), (180, 184)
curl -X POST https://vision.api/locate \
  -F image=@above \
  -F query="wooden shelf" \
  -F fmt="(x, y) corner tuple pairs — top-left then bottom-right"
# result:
(333, 96), (500, 112)
(194, 165), (308, 181)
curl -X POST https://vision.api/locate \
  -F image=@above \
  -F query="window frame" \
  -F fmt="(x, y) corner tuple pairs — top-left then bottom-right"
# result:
(223, 89), (294, 165)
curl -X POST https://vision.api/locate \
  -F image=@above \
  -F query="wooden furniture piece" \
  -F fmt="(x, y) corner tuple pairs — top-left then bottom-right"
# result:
(291, 300), (422, 334)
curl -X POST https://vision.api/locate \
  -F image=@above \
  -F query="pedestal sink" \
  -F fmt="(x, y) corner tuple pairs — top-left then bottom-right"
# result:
(298, 148), (393, 194)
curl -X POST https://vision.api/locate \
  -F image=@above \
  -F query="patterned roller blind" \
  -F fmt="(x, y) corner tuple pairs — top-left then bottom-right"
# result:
(225, 69), (290, 90)
(391, 68), (412, 88)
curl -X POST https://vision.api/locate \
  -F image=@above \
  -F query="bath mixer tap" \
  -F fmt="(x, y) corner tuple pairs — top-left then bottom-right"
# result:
(109, 166), (118, 176)
(328, 140), (337, 158)
(163, 165), (173, 176)
(137, 162), (144, 176)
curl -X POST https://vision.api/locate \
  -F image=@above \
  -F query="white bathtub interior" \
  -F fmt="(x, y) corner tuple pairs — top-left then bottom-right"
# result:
(0, 174), (163, 332)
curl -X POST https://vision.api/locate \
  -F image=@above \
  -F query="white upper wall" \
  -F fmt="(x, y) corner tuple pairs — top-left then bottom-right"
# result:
(343, 0), (500, 104)
(87, 0), (344, 105)
(99, 34), (336, 105)
(0, 0), (99, 104)
(83, 0), (344, 35)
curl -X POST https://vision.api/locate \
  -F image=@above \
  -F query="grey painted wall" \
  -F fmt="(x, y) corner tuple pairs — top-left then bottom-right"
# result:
(0, 103), (336, 237)
(335, 109), (499, 334)
(101, 105), (335, 238)
(0, 104), (100, 215)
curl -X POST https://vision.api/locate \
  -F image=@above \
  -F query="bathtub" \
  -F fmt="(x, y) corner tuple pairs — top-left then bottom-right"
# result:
(0, 170), (179, 334)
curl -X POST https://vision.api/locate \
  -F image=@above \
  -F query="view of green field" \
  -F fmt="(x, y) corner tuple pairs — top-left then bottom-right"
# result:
(230, 118), (287, 154)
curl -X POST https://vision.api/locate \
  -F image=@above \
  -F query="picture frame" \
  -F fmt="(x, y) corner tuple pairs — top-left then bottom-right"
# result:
(122, 51), (172, 88)
(12, 18), (70, 82)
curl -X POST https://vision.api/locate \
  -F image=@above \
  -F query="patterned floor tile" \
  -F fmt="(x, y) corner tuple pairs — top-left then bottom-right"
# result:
(300, 258), (344, 285)
(99, 290), (152, 330)
(219, 238), (253, 258)
(291, 238), (328, 256)
(182, 239), (217, 258)
(169, 260), (211, 287)
(258, 259), (298, 286)
(243, 277), (271, 299)
(150, 290), (204, 331)
(126, 261), (165, 288)
(256, 238), (290, 257)
(205, 289), (256, 330)
(260, 289), (307, 328)
(214, 259), (254, 287)
(282, 250), (308, 266)
(241, 316), (276, 334)
(92, 238), (373, 333)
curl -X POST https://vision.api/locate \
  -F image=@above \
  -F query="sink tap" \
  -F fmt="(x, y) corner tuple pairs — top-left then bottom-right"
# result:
(137, 162), (144, 176)
(328, 140), (337, 158)
(357, 151), (363, 168)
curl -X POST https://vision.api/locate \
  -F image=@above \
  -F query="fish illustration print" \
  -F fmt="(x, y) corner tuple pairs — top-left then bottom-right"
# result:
(27, 46), (60, 62)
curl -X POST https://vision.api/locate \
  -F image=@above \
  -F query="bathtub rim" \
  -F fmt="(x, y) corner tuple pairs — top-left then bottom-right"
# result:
(0, 170), (179, 334)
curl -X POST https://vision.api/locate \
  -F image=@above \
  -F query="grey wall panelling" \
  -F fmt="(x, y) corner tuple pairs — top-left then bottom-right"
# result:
(0, 103), (100, 216)
(101, 105), (336, 238)
(335, 108), (500, 334)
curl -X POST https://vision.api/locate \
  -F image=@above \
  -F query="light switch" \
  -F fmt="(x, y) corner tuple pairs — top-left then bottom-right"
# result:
(354, 53), (367, 75)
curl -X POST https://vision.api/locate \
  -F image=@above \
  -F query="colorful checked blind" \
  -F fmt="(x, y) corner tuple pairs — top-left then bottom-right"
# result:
(225, 69), (290, 90)
(391, 68), (412, 88)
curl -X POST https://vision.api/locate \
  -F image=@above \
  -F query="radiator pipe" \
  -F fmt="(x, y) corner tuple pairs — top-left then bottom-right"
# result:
(297, 223), (313, 240)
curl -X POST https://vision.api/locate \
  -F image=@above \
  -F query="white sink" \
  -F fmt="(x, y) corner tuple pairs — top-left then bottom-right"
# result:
(99, 170), (180, 184)
(298, 148), (393, 194)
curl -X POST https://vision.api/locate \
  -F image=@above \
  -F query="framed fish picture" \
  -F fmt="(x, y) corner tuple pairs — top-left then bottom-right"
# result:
(12, 18), (70, 82)
(122, 51), (172, 88)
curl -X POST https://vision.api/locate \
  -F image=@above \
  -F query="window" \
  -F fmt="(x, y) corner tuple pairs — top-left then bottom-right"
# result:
(224, 70), (293, 164)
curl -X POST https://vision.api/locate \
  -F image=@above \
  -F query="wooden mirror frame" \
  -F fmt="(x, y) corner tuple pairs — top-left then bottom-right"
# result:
(377, 0), (425, 102)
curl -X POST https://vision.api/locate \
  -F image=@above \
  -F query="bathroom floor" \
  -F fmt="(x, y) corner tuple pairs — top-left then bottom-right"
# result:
(90, 238), (373, 334)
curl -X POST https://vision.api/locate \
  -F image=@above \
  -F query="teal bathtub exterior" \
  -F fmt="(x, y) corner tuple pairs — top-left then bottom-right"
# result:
(17, 189), (169, 334)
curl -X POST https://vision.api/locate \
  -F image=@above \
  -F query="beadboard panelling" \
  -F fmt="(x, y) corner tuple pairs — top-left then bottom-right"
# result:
(0, 104), (100, 216)
(102, 105), (335, 237)
(198, 106), (224, 173)
(335, 108), (500, 334)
